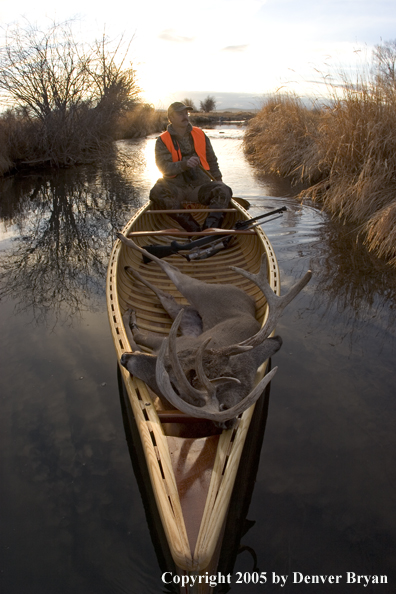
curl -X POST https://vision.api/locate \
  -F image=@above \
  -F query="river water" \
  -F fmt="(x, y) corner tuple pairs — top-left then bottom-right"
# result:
(1, 127), (395, 593)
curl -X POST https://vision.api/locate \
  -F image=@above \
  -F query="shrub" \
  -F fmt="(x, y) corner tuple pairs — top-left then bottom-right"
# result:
(182, 98), (197, 111)
(116, 103), (167, 139)
(200, 95), (216, 112)
(0, 21), (140, 173)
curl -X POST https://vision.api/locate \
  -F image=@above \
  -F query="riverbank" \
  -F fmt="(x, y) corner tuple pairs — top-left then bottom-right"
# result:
(244, 93), (396, 268)
(0, 106), (255, 176)
(116, 108), (255, 138)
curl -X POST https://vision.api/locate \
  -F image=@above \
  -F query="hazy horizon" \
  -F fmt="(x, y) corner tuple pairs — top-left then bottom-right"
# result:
(2, 1), (394, 107)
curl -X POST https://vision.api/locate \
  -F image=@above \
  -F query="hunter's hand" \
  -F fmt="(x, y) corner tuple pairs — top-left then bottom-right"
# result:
(186, 156), (200, 168)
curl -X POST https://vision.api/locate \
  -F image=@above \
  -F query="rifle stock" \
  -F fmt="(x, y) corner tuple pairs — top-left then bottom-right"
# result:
(141, 206), (286, 262)
(142, 242), (183, 263)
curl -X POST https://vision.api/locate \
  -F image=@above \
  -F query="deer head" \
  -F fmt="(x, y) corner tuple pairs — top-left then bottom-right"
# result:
(117, 233), (311, 423)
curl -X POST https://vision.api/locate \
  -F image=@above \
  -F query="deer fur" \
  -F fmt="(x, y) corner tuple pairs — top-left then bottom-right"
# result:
(117, 232), (312, 424)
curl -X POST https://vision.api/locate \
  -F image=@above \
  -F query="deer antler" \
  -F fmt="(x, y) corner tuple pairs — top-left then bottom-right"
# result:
(218, 256), (312, 354)
(195, 338), (216, 397)
(155, 311), (278, 422)
(167, 310), (208, 405)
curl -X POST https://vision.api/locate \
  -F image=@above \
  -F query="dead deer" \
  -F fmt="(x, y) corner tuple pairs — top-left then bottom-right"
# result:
(117, 232), (311, 425)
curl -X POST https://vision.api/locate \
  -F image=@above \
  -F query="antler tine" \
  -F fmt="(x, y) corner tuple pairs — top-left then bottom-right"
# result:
(156, 345), (278, 421)
(160, 309), (208, 405)
(195, 338), (216, 397)
(155, 307), (279, 421)
(228, 256), (312, 349)
(195, 338), (243, 389)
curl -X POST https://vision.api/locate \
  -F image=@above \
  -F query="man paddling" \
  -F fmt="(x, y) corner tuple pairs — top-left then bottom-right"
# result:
(149, 101), (233, 232)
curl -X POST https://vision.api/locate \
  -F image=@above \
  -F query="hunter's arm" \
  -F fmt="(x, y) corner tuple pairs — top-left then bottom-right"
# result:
(155, 137), (190, 178)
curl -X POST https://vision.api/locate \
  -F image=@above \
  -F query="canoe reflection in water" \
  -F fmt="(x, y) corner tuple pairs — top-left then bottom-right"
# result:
(117, 360), (272, 594)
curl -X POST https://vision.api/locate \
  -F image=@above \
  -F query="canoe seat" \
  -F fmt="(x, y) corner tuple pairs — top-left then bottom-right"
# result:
(158, 410), (210, 424)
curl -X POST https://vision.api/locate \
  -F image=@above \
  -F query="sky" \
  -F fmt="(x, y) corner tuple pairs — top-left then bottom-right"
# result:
(1, 0), (396, 109)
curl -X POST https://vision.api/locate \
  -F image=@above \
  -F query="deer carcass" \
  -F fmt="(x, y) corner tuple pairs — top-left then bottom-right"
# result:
(117, 232), (311, 425)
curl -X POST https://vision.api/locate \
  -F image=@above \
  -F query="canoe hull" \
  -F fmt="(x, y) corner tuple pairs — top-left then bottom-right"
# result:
(106, 200), (280, 574)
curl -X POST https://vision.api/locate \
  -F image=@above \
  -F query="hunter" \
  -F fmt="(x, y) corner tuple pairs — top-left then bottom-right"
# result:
(149, 101), (233, 232)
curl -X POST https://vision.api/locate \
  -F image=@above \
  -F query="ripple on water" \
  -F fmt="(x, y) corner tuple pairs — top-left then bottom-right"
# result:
(1, 128), (396, 593)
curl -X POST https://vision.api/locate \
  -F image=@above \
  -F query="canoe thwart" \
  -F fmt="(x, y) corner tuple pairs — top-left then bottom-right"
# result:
(144, 209), (238, 214)
(127, 228), (257, 237)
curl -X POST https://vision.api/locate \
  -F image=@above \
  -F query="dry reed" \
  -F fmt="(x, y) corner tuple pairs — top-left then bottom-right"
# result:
(116, 103), (167, 139)
(0, 106), (118, 174)
(244, 95), (322, 184)
(244, 83), (396, 267)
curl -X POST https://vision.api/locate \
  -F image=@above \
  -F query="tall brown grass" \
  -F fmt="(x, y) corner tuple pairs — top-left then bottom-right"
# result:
(244, 82), (396, 267)
(0, 119), (13, 176)
(244, 95), (322, 183)
(0, 106), (119, 174)
(116, 103), (167, 138)
(0, 102), (167, 176)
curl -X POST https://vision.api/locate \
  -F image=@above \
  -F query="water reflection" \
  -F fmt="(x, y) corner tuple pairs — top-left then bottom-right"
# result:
(0, 164), (141, 323)
(1, 128), (395, 593)
(250, 195), (396, 351)
(314, 217), (396, 312)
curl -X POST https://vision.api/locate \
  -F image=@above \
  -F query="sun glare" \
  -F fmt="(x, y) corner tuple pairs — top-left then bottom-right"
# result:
(143, 138), (162, 186)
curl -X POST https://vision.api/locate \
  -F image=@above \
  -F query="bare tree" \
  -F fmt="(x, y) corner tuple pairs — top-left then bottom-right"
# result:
(0, 21), (90, 118)
(200, 95), (216, 112)
(0, 21), (140, 168)
(90, 34), (140, 115)
(182, 97), (197, 111)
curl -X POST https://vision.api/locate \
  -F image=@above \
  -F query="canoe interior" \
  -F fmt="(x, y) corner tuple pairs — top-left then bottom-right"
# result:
(106, 201), (280, 575)
(117, 360), (272, 593)
(116, 207), (272, 340)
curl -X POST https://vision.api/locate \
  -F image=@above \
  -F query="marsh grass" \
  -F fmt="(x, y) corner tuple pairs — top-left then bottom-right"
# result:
(0, 121), (13, 176)
(244, 81), (396, 266)
(116, 103), (167, 138)
(244, 95), (322, 184)
(0, 107), (119, 175)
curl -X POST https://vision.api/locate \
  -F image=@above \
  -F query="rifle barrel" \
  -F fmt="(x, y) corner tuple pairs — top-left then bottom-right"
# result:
(140, 205), (287, 260)
(235, 205), (287, 228)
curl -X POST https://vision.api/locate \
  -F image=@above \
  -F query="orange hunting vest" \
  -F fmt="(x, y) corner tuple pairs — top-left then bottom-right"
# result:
(160, 127), (210, 172)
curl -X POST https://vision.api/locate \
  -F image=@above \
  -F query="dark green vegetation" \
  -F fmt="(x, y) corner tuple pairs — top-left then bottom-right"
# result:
(244, 40), (396, 267)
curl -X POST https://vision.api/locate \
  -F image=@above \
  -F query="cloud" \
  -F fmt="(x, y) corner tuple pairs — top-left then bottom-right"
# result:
(223, 44), (249, 52)
(158, 29), (195, 43)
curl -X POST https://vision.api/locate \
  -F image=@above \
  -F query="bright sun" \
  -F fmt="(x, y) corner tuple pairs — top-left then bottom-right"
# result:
(143, 138), (162, 186)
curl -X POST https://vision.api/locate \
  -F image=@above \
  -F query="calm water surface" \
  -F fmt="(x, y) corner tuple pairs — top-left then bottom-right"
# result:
(1, 127), (395, 593)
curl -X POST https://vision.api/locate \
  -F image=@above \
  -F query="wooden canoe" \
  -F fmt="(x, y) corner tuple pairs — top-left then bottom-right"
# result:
(106, 200), (280, 585)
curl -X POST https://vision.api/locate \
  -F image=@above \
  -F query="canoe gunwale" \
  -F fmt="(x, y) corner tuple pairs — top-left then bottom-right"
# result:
(106, 199), (280, 572)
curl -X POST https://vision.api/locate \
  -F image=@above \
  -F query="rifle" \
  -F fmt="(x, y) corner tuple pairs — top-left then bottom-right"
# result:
(141, 206), (286, 263)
